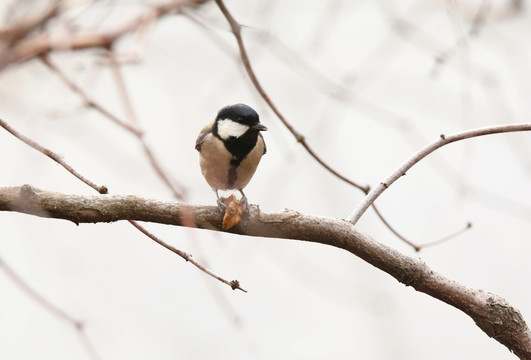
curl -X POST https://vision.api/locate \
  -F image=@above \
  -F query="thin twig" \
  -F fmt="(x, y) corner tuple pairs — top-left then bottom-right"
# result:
(370, 204), (420, 250)
(39, 54), (142, 137)
(416, 222), (473, 251)
(129, 220), (246, 292)
(348, 123), (531, 224)
(0, 118), (108, 194)
(0, 256), (101, 360)
(178, 7), (236, 57)
(106, 52), (139, 126)
(371, 203), (473, 250)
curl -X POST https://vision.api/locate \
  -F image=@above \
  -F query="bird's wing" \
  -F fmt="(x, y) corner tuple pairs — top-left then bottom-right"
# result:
(259, 132), (267, 155)
(195, 122), (214, 151)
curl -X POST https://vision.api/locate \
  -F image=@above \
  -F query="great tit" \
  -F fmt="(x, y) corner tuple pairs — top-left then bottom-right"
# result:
(195, 103), (267, 207)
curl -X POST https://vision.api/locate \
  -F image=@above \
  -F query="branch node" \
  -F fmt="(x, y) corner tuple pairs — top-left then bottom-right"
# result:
(20, 184), (36, 198)
(229, 280), (240, 290)
(229, 280), (247, 292)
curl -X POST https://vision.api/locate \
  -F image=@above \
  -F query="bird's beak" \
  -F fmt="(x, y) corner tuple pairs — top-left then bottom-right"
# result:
(253, 123), (268, 131)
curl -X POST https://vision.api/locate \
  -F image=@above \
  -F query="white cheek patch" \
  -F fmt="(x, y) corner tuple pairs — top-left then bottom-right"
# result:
(217, 119), (249, 140)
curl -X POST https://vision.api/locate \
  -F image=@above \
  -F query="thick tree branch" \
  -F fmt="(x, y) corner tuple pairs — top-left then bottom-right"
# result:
(1, 185), (530, 358)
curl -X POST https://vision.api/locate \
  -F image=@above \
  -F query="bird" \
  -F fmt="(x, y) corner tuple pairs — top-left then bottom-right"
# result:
(195, 103), (267, 208)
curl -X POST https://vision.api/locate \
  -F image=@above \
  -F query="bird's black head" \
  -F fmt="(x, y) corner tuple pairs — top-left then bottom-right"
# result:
(216, 103), (261, 126)
(213, 104), (267, 162)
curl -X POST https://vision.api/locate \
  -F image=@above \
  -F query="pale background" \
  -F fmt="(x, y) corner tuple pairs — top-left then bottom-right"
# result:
(0, 0), (530, 359)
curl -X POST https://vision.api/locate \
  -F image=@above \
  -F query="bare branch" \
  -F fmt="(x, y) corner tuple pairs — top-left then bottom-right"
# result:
(39, 54), (143, 137)
(1, 184), (530, 358)
(417, 222), (473, 251)
(129, 220), (246, 292)
(0, 0), (197, 70)
(348, 123), (531, 225)
(0, 118), (108, 194)
(0, 0), (59, 47)
(370, 204), (472, 251)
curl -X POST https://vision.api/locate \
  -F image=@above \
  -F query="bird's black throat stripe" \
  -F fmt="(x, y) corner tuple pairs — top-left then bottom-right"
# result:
(208, 126), (263, 189)
(224, 130), (258, 189)
(222, 131), (259, 160)
(222, 131), (259, 189)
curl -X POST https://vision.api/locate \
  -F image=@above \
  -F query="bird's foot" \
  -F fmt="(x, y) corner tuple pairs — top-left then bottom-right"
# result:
(217, 197), (228, 212)
(216, 190), (228, 212)
(217, 190), (249, 214)
(238, 190), (249, 213)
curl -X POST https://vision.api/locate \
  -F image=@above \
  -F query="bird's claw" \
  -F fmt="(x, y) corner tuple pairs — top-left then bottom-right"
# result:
(216, 190), (249, 213)
(240, 195), (248, 213)
(217, 197), (228, 212)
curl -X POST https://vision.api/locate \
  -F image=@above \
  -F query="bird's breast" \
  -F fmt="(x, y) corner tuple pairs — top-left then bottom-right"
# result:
(199, 133), (265, 191)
